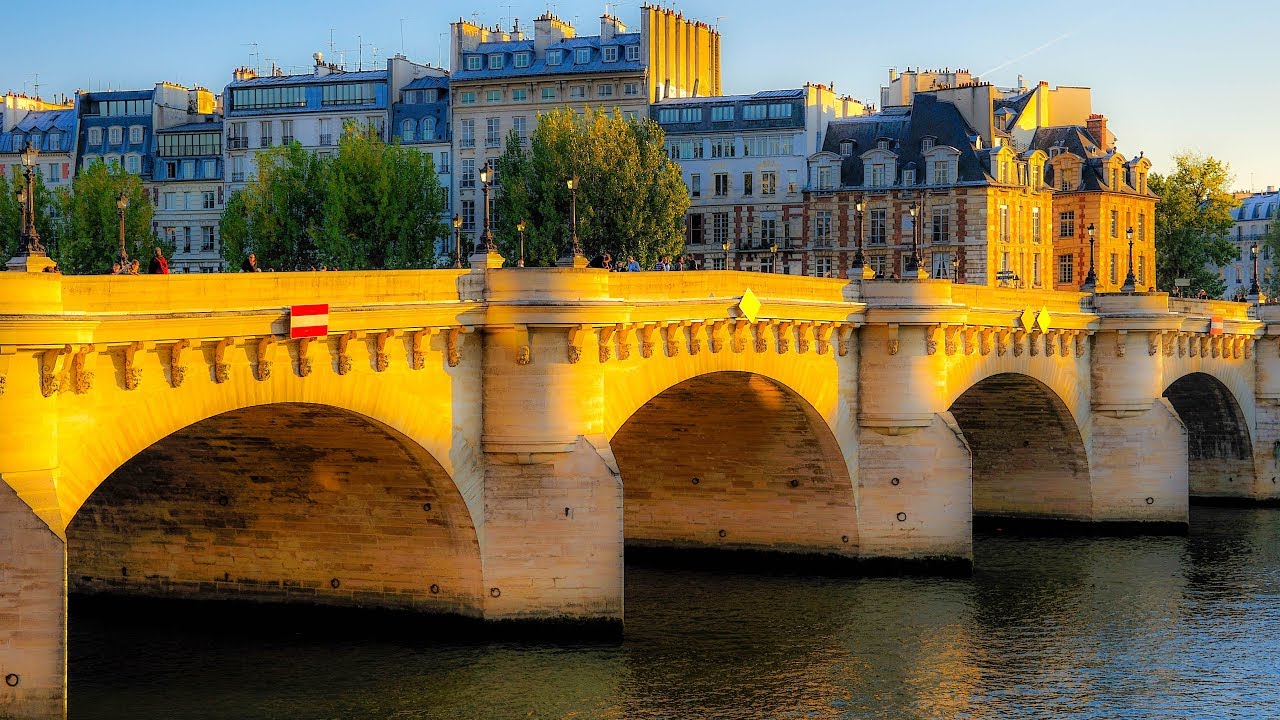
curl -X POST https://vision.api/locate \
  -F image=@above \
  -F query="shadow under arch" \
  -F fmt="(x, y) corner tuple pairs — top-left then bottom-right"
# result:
(1162, 372), (1254, 499)
(947, 372), (1092, 521)
(611, 371), (856, 563)
(66, 402), (484, 615)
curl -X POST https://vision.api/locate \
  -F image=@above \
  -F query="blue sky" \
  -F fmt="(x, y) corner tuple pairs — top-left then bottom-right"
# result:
(4, 0), (1276, 190)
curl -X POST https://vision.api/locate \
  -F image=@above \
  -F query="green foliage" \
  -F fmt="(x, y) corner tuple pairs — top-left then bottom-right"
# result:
(55, 162), (161, 274)
(1151, 151), (1240, 299)
(493, 107), (690, 268)
(1261, 219), (1280, 299)
(0, 167), (62, 260)
(221, 130), (446, 271)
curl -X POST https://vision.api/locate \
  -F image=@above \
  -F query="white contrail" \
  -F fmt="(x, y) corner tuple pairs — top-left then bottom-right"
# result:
(979, 30), (1074, 78)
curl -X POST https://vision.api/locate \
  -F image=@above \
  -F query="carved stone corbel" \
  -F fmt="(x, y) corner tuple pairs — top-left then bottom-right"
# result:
(616, 324), (634, 360)
(662, 323), (680, 358)
(886, 324), (900, 356)
(1028, 330), (1040, 357)
(122, 341), (144, 390)
(1162, 332), (1174, 357)
(1115, 330), (1127, 358)
(169, 340), (189, 387)
(815, 323), (834, 355)
(1246, 337), (1254, 360)
(567, 325), (590, 364)
(1012, 330), (1025, 357)
(1200, 335), (1210, 358)
(686, 321), (704, 356)
(213, 338), (233, 383)
(0, 347), (12, 397)
(638, 325), (658, 358)
(730, 320), (749, 354)
(40, 345), (71, 397)
(963, 326), (977, 356)
(72, 345), (96, 394)
(1177, 333), (1187, 358)
(996, 329), (1009, 357)
(1211, 336), (1221, 359)
(296, 337), (313, 377)
(795, 322), (813, 354)
(980, 328), (994, 357)
(1044, 330), (1056, 357)
(1233, 336), (1244, 360)
(447, 327), (465, 367)
(924, 325), (939, 356)
(598, 325), (616, 363)
(337, 331), (357, 374)
(254, 337), (274, 381)
(411, 329), (435, 370)
(944, 325), (959, 356)
(836, 325), (854, 357)
(775, 321), (792, 354)
(373, 330), (396, 372)
(1059, 331), (1070, 358)
(707, 321), (726, 354)
(1075, 332), (1087, 358)
(753, 321), (770, 353)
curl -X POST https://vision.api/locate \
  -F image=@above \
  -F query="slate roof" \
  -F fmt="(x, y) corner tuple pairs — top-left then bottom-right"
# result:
(821, 94), (989, 187)
(452, 33), (643, 81)
(1236, 191), (1279, 221)
(227, 69), (387, 89)
(0, 109), (76, 154)
(156, 120), (223, 133)
(403, 75), (450, 90)
(1028, 125), (1151, 195)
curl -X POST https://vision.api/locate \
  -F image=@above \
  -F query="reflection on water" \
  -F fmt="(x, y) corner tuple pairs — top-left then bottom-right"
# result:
(70, 507), (1280, 719)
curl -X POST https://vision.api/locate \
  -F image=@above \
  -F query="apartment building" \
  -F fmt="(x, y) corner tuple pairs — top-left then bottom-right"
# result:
(152, 118), (225, 272)
(0, 93), (77, 190)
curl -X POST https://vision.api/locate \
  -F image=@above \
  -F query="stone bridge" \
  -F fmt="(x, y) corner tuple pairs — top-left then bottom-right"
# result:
(2, 266), (1278, 717)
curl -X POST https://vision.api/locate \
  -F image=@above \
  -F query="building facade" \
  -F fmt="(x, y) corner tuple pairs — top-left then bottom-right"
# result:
(1215, 189), (1278, 295)
(152, 120), (225, 272)
(654, 85), (862, 273)
(447, 7), (720, 243)
(0, 93), (77, 191)
(390, 73), (454, 259)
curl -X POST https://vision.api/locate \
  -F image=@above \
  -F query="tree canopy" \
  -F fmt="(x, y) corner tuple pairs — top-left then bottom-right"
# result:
(1261, 214), (1280, 298)
(492, 106), (689, 268)
(1151, 151), (1240, 298)
(55, 161), (160, 274)
(221, 128), (447, 271)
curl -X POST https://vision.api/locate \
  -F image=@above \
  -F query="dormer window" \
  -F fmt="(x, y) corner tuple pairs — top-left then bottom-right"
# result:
(877, 139), (889, 150)
(575, 48), (591, 64)
(488, 54), (504, 70)
(465, 55), (482, 71)
(514, 51), (532, 68)
(625, 45), (640, 61)
(603, 46), (619, 62)
(903, 167), (915, 186)
(839, 140), (854, 157)
(547, 49), (564, 66)
(1049, 146), (1062, 158)
(921, 137), (935, 152)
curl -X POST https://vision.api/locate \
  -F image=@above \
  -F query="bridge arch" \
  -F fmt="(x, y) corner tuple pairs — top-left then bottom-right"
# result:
(946, 372), (1093, 521)
(1162, 372), (1256, 499)
(610, 370), (857, 559)
(66, 401), (484, 614)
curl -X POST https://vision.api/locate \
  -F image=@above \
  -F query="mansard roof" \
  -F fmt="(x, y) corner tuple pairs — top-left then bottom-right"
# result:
(1031, 125), (1151, 195)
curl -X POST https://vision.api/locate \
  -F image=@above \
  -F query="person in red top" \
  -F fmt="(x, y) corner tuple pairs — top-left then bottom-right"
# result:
(148, 246), (170, 274)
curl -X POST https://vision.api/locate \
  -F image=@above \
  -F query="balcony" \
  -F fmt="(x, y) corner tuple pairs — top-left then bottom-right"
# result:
(227, 137), (248, 150)
(461, 138), (476, 149)
(281, 135), (294, 145)
(485, 138), (501, 148)
(231, 172), (245, 182)
(319, 134), (334, 147)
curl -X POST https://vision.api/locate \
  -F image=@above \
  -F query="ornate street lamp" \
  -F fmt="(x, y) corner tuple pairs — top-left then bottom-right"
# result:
(950, 256), (959, 282)
(13, 141), (46, 258)
(477, 163), (496, 253)
(454, 214), (465, 265)
(721, 240), (731, 270)
(566, 175), (582, 261)
(1080, 223), (1098, 293)
(116, 191), (130, 268)
(851, 199), (872, 279)
(770, 242), (779, 274)
(516, 219), (527, 268)
(1121, 226), (1137, 293)
(906, 202), (924, 276)
(1249, 241), (1261, 302)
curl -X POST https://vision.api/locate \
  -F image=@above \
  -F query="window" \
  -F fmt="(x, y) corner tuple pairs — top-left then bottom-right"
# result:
(182, 226), (193, 253)
(710, 106), (734, 122)
(931, 158), (951, 184)
(932, 207), (950, 244)
(742, 134), (793, 157)
(202, 226), (215, 252)
(839, 140), (854, 157)
(690, 174), (701, 197)
(157, 132), (222, 157)
(318, 118), (334, 147)
(743, 172), (753, 196)
(767, 103), (792, 119)
(513, 116), (527, 144)
(108, 126), (123, 144)
(623, 82), (640, 97)
(542, 87), (557, 101)
(1032, 207), (1042, 243)
(713, 212), (729, 244)
(129, 126), (143, 144)
(1138, 255), (1147, 286)
(931, 251), (953, 280)
(714, 173), (729, 196)
(761, 218), (777, 245)
(322, 82), (378, 106)
(869, 164), (886, 187)
(466, 55), (482, 71)
(280, 119), (293, 145)
(603, 46), (619, 62)
(259, 121), (272, 147)
(514, 52), (531, 68)
(460, 92), (477, 105)
(1057, 254), (1074, 284)
(486, 118), (501, 147)
(575, 48), (591, 64)
(512, 88), (528, 103)
(902, 168), (915, 186)
(547, 49), (564, 66)
(43, 163), (59, 182)
(922, 137), (935, 152)
(761, 171), (777, 195)
(461, 200), (476, 231)
(125, 155), (141, 174)
(709, 138), (735, 158)
(814, 212), (832, 245)
(181, 160), (195, 179)
(438, 151), (450, 174)
(869, 255), (887, 277)
(203, 191), (215, 209)
(87, 127), (102, 145)
(401, 119), (416, 142)
(625, 45), (640, 61)
(1059, 211), (1075, 238)
(484, 90), (501, 104)
(598, 84), (614, 98)
(623, 111), (639, 121)
(1138, 212), (1147, 242)
(688, 213), (704, 244)
(869, 209), (887, 244)
(461, 159), (476, 188)
(667, 140), (702, 160)
(817, 166), (834, 190)
(460, 119), (475, 148)
(742, 104), (766, 120)
(488, 54), (504, 70)
(1110, 209), (1119, 237)
(712, 257), (727, 271)
(999, 205), (1010, 243)
(231, 155), (245, 182)
(570, 85), (586, 99)
(1033, 253), (1042, 286)
(812, 256), (833, 278)
(761, 257), (774, 273)
(230, 86), (304, 111)
(423, 117), (437, 141)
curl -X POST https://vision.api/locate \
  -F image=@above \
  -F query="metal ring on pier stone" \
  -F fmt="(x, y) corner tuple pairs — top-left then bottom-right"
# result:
(490, 587), (501, 598)
(430, 584), (440, 594)
(1145, 497), (1155, 505)
(422, 502), (432, 512)
(896, 512), (907, 522)
(841, 535), (849, 543)
(890, 477), (900, 486)
(330, 578), (341, 589)
(718, 529), (727, 538)
(4, 674), (18, 687)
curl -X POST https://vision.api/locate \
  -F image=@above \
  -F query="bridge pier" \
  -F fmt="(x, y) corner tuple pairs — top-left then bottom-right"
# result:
(1252, 326), (1280, 502)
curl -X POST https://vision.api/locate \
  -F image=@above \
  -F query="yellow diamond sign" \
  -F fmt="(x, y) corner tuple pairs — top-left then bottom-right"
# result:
(1036, 307), (1052, 332)
(737, 288), (761, 323)
(1019, 307), (1036, 330)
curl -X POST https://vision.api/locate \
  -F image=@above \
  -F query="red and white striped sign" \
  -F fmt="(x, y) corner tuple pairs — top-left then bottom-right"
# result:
(1210, 317), (1224, 336)
(290, 304), (329, 339)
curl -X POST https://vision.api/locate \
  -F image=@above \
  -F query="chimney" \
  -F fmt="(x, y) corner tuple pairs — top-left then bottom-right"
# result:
(533, 12), (574, 54)
(600, 14), (626, 42)
(1086, 113), (1109, 149)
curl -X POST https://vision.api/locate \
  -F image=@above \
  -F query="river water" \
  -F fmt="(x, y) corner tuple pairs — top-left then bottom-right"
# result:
(69, 506), (1280, 719)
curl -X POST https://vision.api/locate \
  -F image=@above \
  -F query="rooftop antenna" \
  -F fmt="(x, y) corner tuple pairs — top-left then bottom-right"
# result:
(33, 73), (40, 100)
(400, 19), (406, 55)
(241, 42), (261, 73)
(358, 35), (363, 70)
(329, 28), (336, 57)
(715, 15), (727, 30)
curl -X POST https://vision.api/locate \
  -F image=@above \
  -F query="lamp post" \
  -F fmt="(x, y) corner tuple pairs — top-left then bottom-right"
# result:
(116, 191), (130, 268)
(451, 214), (463, 268)
(15, 141), (46, 257)
(516, 219), (527, 268)
(950, 256), (959, 282)
(567, 175), (582, 261)
(1120, 225), (1137, 293)
(1080, 223), (1098, 293)
(770, 242), (779, 274)
(1249, 241), (1261, 303)
(721, 240), (731, 270)
(906, 202), (924, 277)
(851, 199), (873, 279)
(477, 163), (496, 253)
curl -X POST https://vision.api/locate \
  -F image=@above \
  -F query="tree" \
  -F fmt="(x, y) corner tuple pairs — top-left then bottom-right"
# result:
(1151, 152), (1239, 298)
(56, 162), (160, 274)
(1, 167), (62, 260)
(1262, 219), (1280, 298)
(221, 130), (446, 271)
(493, 106), (689, 268)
